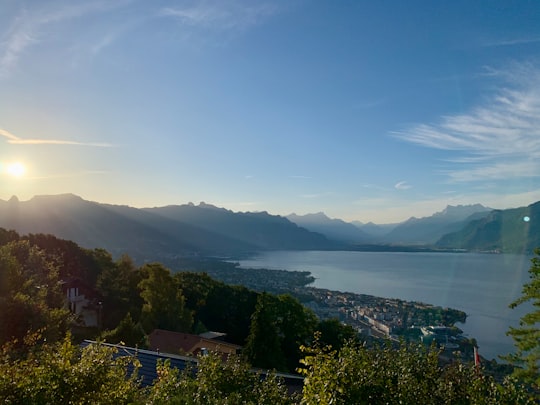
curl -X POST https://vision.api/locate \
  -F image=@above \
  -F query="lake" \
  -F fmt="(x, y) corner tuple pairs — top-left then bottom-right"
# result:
(237, 250), (534, 361)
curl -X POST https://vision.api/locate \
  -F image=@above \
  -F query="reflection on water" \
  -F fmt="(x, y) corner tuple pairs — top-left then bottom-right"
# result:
(239, 251), (533, 361)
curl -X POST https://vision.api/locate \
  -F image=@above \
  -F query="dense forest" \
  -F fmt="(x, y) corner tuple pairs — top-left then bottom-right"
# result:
(0, 228), (538, 403)
(0, 228), (354, 371)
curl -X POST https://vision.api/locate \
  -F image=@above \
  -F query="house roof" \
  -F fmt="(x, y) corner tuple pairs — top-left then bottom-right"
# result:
(148, 329), (241, 357)
(80, 340), (196, 387)
(80, 340), (304, 392)
(198, 331), (227, 340)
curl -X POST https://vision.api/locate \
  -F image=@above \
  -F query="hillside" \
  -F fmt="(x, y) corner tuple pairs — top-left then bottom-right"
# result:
(1, 194), (536, 256)
(436, 201), (540, 254)
(143, 203), (336, 251)
(381, 204), (492, 245)
(286, 212), (371, 243)
(0, 194), (335, 260)
(353, 221), (399, 240)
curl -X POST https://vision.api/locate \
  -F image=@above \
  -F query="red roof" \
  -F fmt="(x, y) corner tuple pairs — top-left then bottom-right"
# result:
(148, 329), (241, 357)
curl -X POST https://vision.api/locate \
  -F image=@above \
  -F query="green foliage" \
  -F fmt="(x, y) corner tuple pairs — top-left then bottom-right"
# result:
(0, 240), (71, 347)
(504, 247), (540, 388)
(1, 229), (535, 402)
(147, 353), (295, 405)
(26, 233), (105, 286)
(175, 271), (258, 345)
(0, 229), (19, 246)
(97, 254), (142, 329)
(244, 293), (318, 372)
(298, 338), (535, 404)
(139, 263), (193, 333)
(201, 283), (258, 345)
(315, 318), (360, 351)
(0, 336), (142, 404)
(244, 293), (287, 370)
(277, 294), (319, 371)
(100, 313), (148, 348)
(175, 271), (216, 313)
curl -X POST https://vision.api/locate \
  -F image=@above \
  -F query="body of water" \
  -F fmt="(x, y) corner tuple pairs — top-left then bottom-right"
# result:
(238, 250), (534, 361)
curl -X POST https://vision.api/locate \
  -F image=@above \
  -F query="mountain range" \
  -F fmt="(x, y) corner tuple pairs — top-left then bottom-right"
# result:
(0, 194), (538, 258)
(436, 201), (540, 253)
(286, 212), (372, 243)
(288, 204), (493, 245)
(0, 194), (334, 261)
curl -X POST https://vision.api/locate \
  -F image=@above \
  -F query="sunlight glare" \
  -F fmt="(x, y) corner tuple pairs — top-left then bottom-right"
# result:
(6, 162), (26, 178)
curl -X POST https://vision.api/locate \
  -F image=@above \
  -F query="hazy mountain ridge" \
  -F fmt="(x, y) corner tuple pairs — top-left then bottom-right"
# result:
(0, 195), (537, 256)
(380, 205), (493, 245)
(288, 205), (493, 245)
(286, 212), (371, 243)
(352, 221), (399, 238)
(436, 201), (540, 254)
(143, 204), (335, 250)
(0, 194), (335, 260)
(0, 194), (216, 260)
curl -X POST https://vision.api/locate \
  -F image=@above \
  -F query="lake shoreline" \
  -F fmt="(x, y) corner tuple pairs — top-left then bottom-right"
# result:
(235, 250), (531, 360)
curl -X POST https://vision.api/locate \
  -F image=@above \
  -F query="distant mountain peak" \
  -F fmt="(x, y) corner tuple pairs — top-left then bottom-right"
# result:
(383, 203), (493, 245)
(31, 193), (84, 202)
(286, 212), (370, 243)
(289, 212), (330, 220)
(434, 204), (491, 219)
(8, 195), (19, 203)
(197, 202), (223, 211)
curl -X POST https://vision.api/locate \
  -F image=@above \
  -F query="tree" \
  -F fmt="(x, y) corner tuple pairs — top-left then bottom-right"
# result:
(299, 338), (535, 404)
(199, 282), (258, 345)
(244, 293), (287, 371)
(504, 247), (540, 387)
(97, 254), (140, 329)
(148, 352), (295, 405)
(244, 293), (317, 372)
(0, 336), (142, 404)
(26, 233), (104, 285)
(100, 313), (148, 348)
(138, 263), (192, 333)
(0, 228), (19, 246)
(278, 294), (318, 372)
(315, 318), (359, 352)
(0, 241), (71, 348)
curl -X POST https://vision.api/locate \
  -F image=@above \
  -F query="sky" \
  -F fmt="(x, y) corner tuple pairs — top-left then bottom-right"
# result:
(1, 0), (540, 223)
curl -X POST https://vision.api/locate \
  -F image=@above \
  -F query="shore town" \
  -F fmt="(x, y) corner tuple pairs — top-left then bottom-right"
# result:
(176, 261), (472, 356)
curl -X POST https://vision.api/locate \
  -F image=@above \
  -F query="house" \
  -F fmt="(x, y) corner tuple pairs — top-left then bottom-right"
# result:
(61, 277), (102, 327)
(148, 329), (241, 358)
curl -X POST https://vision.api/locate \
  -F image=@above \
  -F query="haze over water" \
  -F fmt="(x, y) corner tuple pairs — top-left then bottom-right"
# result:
(238, 251), (533, 361)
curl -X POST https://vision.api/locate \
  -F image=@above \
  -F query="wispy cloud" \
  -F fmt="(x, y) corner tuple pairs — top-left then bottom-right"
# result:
(0, 11), (35, 77)
(443, 161), (539, 183)
(394, 64), (540, 182)
(0, 1), (130, 76)
(159, 0), (281, 32)
(394, 181), (412, 190)
(481, 36), (540, 48)
(0, 129), (114, 147)
(90, 33), (117, 56)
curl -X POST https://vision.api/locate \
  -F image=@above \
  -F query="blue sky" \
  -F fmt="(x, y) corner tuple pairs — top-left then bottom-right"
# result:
(1, 0), (540, 223)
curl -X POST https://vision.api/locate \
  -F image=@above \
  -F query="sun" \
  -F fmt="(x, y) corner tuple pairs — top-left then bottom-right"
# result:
(6, 162), (26, 178)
